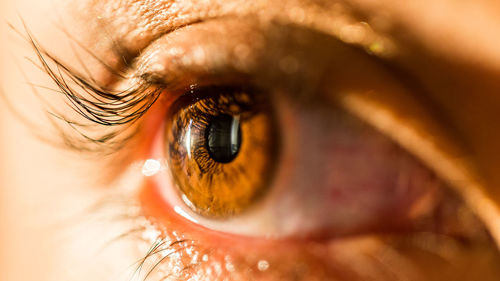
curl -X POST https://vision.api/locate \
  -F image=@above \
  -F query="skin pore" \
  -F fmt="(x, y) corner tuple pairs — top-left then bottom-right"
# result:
(1, 0), (500, 280)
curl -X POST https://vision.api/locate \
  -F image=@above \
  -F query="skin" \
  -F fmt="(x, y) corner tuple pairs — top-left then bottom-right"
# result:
(1, 0), (500, 280)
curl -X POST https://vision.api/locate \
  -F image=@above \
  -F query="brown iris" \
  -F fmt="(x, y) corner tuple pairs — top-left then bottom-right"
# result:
(166, 87), (277, 218)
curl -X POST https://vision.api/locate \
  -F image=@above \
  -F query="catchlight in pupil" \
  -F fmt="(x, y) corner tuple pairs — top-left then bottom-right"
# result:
(206, 114), (242, 163)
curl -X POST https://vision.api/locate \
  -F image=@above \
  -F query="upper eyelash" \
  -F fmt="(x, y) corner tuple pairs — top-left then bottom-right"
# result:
(20, 24), (164, 153)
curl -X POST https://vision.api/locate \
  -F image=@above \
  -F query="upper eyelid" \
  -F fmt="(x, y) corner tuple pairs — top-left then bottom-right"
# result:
(128, 18), (469, 155)
(27, 17), (433, 152)
(25, 14), (467, 187)
(26, 15), (460, 165)
(33, 15), (389, 126)
(19, 17), (377, 157)
(130, 18), (382, 92)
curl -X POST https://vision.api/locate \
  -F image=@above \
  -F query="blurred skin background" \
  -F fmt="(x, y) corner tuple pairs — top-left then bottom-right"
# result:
(1, 0), (500, 280)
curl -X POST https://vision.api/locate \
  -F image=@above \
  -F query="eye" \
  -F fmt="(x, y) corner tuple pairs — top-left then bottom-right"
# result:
(166, 86), (277, 217)
(131, 19), (495, 242)
(146, 82), (485, 240)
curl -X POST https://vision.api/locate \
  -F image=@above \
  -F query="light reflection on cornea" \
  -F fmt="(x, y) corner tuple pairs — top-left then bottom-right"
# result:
(185, 119), (193, 159)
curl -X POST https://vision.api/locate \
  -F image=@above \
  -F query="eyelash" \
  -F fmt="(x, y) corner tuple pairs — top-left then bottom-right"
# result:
(80, 191), (202, 281)
(23, 27), (164, 153)
(22, 27), (224, 280)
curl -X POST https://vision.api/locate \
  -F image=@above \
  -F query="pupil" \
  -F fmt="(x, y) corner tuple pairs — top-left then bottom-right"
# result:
(206, 114), (242, 163)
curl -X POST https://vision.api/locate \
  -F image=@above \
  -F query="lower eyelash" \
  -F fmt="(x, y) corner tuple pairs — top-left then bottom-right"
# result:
(79, 192), (205, 281)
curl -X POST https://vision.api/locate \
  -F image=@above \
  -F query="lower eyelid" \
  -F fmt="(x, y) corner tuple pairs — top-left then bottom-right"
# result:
(138, 176), (500, 281)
